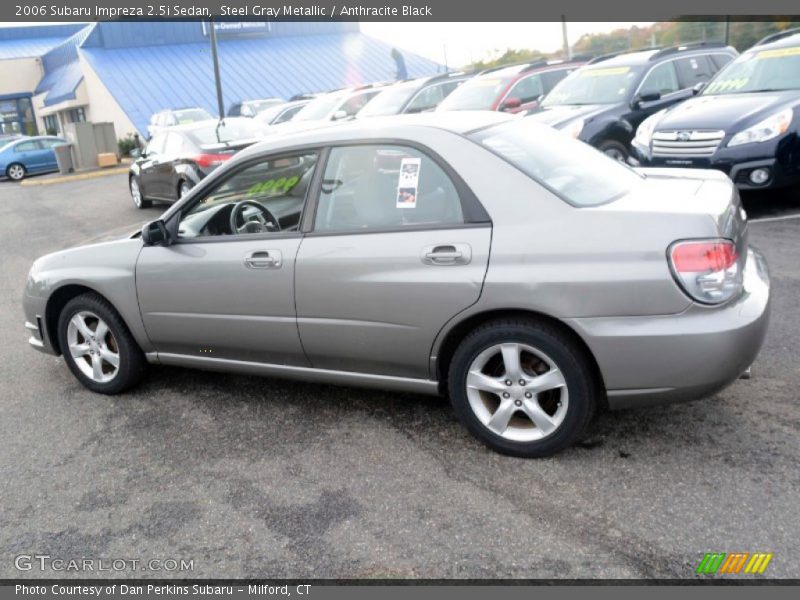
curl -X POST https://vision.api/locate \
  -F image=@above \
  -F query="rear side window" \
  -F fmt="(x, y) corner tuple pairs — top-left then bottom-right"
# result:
(15, 140), (40, 152)
(470, 119), (643, 207)
(507, 74), (543, 103)
(674, 55), (714, 88)
(314, 145), (464, 232)
(274, 104), (303, 124)
(541, 68), (574, 92)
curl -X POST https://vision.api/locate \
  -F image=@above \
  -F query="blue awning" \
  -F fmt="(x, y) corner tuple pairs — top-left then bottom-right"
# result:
(80, 32), (443, 135)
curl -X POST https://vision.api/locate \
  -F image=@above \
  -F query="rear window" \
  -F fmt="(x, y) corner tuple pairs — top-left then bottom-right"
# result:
(470, 119), (643, 207)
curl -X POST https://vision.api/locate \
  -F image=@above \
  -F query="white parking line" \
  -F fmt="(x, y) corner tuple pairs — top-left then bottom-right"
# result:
(750, 213), (800, 224)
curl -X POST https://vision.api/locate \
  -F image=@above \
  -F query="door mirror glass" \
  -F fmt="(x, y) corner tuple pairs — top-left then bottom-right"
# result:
(632, 91), (661, 108)
(332, 110), (348, 121)
(692, 81), (707, 95)
(141, 220), (170, 246)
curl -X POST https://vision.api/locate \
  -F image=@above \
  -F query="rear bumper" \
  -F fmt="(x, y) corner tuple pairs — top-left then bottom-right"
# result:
(567, 247), (771, 409)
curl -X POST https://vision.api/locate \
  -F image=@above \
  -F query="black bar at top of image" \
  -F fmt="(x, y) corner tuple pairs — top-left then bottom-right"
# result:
(1, 0), (800, 22)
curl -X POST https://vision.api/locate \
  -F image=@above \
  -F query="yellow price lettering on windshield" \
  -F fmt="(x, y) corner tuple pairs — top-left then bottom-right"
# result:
(580, 67), (631, 77)
(757, 47), (800, 59)
(247, 176), (300, 197)
(705, 78), (749, 93)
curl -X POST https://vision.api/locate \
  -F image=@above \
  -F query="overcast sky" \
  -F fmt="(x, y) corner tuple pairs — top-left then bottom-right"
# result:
(361, 22), (654, 66)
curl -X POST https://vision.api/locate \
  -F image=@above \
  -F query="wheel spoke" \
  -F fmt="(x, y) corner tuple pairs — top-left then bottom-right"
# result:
(100, 347), (119, 368)
(91, 354), (103, 380)
(69, 342), (91, 358)
(70, 314), (93, 340)
(528, 368), (566, 394)
(94, 320), (108, 341)
(487, 399), (517, 435)
(466, 369), (507, 394)
(500, 343), (522, 381)
(521, 399), (558, 435)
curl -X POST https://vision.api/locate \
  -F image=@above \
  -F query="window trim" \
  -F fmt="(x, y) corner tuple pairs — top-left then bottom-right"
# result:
(302, 138), (491, 238)
(170, 148), (325, 245)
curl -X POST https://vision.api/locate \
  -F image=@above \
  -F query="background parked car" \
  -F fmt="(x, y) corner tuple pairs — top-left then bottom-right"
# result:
(129, 117), (264, 208)
(253, 99), (311, 127)
(357, 72), (470, 118)
(227, 98), (283, 118)
(526, 42), (738, 161)
(0, 135), (66, 181)
(147, 107), (213, 139)
(632, 29), (800, 191)
(436, 59), (586, 114)
(281, 85), (387, 127)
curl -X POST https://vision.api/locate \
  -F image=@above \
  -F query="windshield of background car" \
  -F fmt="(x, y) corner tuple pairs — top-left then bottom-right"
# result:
(470, 119), (644, 206)
(702, 47), (800, 94)
(174, 109), (212, 124)
(292, 94), (343, 121)
(358, 82), (419, 116)
(186, 120), (264, 145)
(542, 65), (642, 106)
(437, 74), (515, 110)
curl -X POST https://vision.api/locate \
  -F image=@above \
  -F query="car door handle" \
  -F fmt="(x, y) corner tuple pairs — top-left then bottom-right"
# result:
(244, 250), (282, 269)
(421, 244), (472, 266)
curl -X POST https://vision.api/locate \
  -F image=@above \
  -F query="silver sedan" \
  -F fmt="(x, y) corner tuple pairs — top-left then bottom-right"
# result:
(23, 113), (770, 457)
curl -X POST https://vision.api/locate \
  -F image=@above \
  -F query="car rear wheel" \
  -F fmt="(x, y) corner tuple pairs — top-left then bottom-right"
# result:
(6, 163), (26, 181)
(448, 319), (597, 457)
(598, 140), (629, 162)
(57, 293), (146, 394)
(130, 176), (152, 209)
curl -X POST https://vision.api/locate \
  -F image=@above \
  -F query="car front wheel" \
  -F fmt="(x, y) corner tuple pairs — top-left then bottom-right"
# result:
(598, 140), (629, 162)
(130, 176), (152, 209)
(448, 319), (597, 457)
(57, 293), (146, 394)
(6, 163), (26, 181)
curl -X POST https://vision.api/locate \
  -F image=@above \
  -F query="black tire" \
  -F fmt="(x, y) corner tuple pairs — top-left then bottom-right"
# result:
(598, 140), (629, 162)
(448, 318), (597, 458)
(6, 162), (26, 181)
(130, 176), (152, 209)
(57, 292), (147, 394)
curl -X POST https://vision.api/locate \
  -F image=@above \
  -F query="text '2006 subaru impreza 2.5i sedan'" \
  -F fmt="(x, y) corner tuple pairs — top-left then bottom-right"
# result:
(23, 112), (770, 457)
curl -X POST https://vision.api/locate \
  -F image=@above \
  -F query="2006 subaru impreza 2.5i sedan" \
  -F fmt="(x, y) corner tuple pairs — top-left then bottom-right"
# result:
(23, 112), (770, 457)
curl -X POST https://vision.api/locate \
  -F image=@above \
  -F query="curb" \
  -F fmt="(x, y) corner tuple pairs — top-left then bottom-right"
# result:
(20, 166), (129, 187)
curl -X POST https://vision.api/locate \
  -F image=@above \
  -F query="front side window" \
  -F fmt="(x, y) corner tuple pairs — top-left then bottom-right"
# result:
(405, 83), (449, 113)
(639, 61), (680, 96)
(507, 74), (544, 103)
(314, 145), (464, 232)
(179, 153), (318, 239)
(471, 119), (643, 207)
(15, 140), (40, 152)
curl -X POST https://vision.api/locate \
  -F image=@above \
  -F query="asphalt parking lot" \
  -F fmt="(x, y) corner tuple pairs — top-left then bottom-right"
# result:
(0, 173), (798, 579)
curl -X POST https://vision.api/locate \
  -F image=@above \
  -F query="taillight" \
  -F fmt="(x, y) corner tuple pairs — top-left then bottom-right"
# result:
(669, 239), (743, 305)
(193, 153), (233, 169)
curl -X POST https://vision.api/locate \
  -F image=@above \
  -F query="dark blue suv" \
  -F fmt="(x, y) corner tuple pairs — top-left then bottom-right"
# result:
(526, 42), (738, 161)
(632, 29), (800, 191)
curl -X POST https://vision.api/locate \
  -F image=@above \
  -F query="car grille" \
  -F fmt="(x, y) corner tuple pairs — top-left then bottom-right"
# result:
(652, 130), (725, 158)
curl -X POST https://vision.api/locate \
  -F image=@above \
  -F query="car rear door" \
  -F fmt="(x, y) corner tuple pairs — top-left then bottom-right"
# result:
(294, 143), (491, 379)
(13, 140), (44, 171)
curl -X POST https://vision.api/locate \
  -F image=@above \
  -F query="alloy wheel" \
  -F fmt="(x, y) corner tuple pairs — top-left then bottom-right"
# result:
(66, 311), (120, 383)
(603, 147), (627, 162)
(465, 342), (569, 442)
(130, 178), (142, 207)
(7, 164), (25, 181)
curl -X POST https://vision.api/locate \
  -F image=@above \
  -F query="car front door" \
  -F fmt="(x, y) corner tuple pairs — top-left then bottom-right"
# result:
(294, 143), (492, 379)
(627, 59), (689, 131)
(136, 151), (320, 365)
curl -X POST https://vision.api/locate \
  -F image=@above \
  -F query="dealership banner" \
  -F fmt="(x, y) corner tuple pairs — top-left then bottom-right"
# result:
(3, 0), (800, 22)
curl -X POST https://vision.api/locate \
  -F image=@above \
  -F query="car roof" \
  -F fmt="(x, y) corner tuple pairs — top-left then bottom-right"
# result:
(589, 43), (736, 68)
(238, 111), (515, 160)
(754, 30), (800, 49)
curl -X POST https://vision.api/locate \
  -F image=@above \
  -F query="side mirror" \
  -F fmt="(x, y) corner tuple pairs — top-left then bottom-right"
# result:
(692, 81), (707, 96)
(141, 220), (171, 246)
(331, 110), (348, 121)
(500, 97), (522, 111)
(130, 148), (142, 159)
(632, 91), (661, 108)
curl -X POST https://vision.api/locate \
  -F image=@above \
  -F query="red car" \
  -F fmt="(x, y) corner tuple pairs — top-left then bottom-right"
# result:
(437, 59), (587, 114)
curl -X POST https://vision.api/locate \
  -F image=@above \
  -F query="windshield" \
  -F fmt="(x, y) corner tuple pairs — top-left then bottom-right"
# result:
(470, 118), (643, 206)
(358, 82), (419, 117)
(187, 120), (264, 145)
(542, 65), (642, 106)
(244, 99), (283, 114)
(437, 75), (514, 110)
(703, 47), (800, 94)
(293, 94), (343, 121)
(174, 108), (212, 124)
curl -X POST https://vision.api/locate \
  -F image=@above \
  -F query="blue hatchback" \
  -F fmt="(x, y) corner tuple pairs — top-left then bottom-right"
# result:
(0, 136), (67, 181)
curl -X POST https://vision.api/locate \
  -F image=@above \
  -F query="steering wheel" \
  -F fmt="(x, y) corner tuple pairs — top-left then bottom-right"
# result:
(229, 200), (280, 235)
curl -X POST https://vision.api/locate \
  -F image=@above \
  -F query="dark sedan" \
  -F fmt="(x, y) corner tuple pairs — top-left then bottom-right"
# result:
(128, 118), (265, 208)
